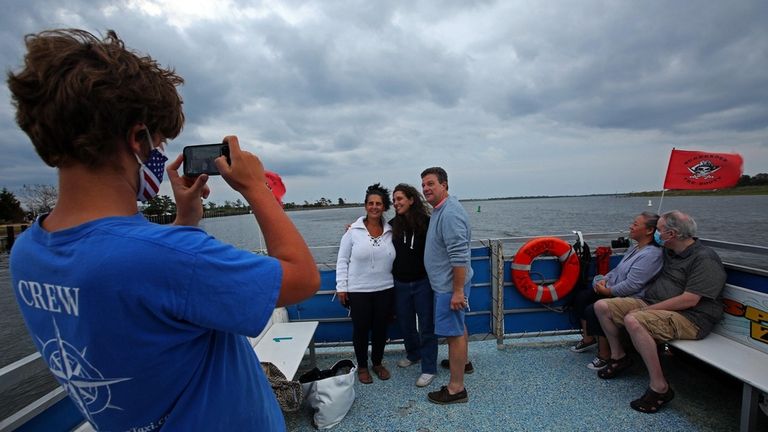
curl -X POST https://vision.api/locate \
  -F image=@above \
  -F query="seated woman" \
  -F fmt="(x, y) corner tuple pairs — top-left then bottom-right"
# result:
(570, 211), (663, 370)
(335, 183), (396, 384)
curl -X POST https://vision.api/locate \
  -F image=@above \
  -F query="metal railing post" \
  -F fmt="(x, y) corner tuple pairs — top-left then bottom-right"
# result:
(490, 240), (505, 348)
(5, 226), (14, 251)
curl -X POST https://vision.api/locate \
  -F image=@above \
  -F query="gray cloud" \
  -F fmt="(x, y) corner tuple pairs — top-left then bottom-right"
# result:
(1, 0), (767, 203)
(473, 2), (768, 133)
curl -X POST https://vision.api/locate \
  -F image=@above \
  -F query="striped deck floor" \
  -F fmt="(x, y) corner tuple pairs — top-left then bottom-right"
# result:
(284, 335), (766, 431)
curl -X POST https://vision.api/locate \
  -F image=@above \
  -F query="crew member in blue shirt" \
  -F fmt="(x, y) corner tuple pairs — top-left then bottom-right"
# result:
(8, 28), (319, 430)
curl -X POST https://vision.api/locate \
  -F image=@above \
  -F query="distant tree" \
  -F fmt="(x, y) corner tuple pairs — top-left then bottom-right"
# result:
(0, 188), (26, 223)
(338, 198), (345, 205)
(753, 173), (768, 185)
(142, 195), (176, 216)
(223, 200), (233, 209)
(207, 201), (218, 210)
(19, 184), (58, 217)
(737, 175), (751, 186)
(234, 198), (244, 208)
(737, 173), (768, 186)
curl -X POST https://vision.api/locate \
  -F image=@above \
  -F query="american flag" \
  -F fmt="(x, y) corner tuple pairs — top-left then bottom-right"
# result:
(140, 149), (168, 201)
(141, 169), (160, 201)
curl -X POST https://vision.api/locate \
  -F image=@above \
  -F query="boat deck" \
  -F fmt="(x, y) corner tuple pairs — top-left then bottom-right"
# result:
(285, 335), (765, 431)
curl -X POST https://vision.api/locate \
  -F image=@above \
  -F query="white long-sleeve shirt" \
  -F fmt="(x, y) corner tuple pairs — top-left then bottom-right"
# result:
(335, 216), (395, 293)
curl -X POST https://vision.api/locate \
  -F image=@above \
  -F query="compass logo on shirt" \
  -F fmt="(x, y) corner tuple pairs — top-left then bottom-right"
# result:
(39, 318), (132, 428)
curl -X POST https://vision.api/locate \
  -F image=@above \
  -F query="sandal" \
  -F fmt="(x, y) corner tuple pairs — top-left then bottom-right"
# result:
(358, 367), (373, 384)
(597, 355), (633, 379)
(630, 387), (675, 413)
(372, 364), (391, 380)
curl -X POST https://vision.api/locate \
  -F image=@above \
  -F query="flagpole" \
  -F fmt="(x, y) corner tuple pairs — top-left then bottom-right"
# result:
(657, 147), (675, 215)
(657, 189), (666, 214)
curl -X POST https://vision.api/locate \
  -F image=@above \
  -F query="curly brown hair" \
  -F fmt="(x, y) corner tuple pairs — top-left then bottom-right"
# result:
(7, 29), (185, 168)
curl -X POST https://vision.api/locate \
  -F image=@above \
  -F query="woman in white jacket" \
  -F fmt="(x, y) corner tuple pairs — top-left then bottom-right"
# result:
(336, 183), (396, 384)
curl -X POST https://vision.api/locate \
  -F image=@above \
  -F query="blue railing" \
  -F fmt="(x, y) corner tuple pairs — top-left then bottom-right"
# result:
(3, 235), (767, 431)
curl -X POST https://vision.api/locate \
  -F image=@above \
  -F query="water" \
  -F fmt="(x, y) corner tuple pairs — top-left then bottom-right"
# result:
(2, 194), (767, 419)
(204, 194), (768, 266)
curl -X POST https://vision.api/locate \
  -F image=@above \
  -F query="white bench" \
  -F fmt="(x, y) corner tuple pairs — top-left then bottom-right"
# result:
(249, 308), (319, 380)
(669, 284), (768, 432)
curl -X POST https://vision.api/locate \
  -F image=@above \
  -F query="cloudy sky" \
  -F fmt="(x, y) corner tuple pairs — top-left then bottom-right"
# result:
(1, 0), (766, 205)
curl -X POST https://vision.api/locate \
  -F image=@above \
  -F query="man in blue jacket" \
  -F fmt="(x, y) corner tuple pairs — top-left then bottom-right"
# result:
(421, 167), (473, 405)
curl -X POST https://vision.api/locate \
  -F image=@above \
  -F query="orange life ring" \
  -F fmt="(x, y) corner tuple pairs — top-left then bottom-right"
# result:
(511, 237), (581, 303)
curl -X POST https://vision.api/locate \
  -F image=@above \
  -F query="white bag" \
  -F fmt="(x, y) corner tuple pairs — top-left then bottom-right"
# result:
(298, 359), (356, 429)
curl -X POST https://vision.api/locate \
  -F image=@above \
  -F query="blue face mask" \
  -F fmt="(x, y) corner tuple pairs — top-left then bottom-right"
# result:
(654, 230), (665, 246)
(135, 129), (168, 203)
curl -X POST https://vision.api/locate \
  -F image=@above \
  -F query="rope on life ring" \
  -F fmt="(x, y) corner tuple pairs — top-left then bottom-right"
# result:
(511, 237), (581, 303)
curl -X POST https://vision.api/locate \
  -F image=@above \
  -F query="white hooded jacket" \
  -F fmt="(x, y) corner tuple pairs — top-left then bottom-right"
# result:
(335, 216), (395, 293)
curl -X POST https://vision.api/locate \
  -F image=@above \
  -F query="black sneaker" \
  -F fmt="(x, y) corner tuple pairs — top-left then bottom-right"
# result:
(439, 359), (474, 374)
(428, 386), (468, 405)
(570, 339), (597, 353)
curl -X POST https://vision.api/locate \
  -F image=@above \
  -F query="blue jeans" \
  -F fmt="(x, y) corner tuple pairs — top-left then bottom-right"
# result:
(394, 277), (437, 374)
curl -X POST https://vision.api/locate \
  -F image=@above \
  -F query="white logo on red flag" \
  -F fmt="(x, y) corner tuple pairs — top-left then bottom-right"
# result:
(687, 160), (720, 179)
(663, 149), (743, 190)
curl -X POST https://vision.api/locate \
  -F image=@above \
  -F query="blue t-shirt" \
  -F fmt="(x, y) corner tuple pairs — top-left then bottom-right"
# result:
(10, 214), (285, 431)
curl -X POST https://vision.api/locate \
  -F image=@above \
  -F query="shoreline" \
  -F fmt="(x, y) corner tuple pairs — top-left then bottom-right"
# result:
(287, 185), (768, 208)
(2, 188), (766, 230)
(463, 184), (768, 202)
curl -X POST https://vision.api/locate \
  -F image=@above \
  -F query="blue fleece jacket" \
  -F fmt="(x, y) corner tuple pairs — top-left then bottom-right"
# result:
(424, 195), (473, 293)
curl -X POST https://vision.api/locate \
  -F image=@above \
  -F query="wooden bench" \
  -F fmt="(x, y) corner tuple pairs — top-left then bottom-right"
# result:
(669, 284), (768, 432)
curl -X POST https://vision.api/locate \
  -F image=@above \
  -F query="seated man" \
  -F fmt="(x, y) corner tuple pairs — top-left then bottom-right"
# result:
(594, 210), (726, 414)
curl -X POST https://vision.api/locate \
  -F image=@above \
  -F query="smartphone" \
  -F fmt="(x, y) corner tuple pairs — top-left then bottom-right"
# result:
(183, 143), (230, 176)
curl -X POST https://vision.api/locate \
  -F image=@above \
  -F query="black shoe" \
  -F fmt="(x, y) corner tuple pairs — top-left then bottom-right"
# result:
(597, 355), (633, 380)
(428, 386), (468, 405)
(439, 359), (474, 374)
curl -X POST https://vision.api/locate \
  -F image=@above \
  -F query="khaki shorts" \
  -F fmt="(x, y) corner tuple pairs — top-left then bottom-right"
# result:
(601, 297), (700, 342)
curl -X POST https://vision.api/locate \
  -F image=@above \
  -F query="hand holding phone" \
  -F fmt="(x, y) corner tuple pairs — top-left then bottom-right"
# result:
(165, 153), (210, 226)
(214, 136), (269, 195)
(183, 143), (230, 176)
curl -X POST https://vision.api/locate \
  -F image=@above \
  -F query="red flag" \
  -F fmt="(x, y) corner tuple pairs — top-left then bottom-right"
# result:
(663, 149), (743, 190)
(265, 171), (286, 205)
